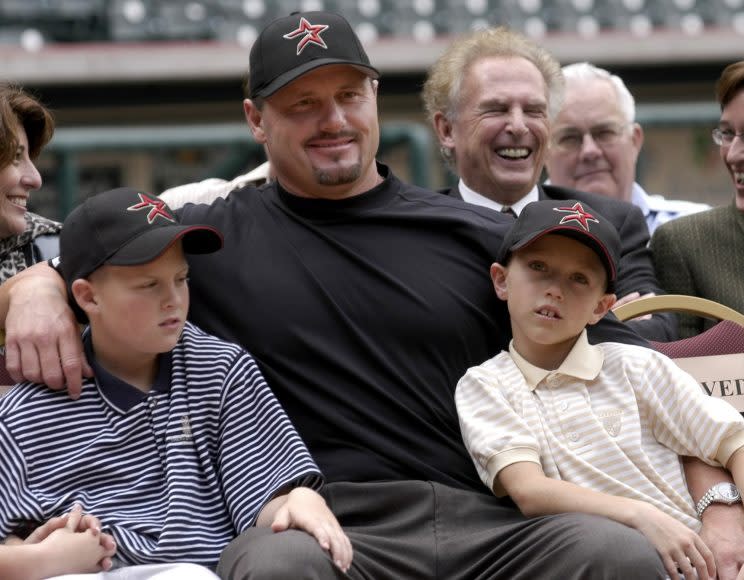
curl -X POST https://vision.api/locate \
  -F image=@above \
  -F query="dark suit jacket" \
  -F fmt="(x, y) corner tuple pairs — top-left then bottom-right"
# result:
(442, 184), (677, 342)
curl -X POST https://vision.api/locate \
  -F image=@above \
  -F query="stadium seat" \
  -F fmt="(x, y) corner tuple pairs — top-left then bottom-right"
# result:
(2, 0), (744, 44)
(108, 0), (217, 42)
(0, 0), (49, 19)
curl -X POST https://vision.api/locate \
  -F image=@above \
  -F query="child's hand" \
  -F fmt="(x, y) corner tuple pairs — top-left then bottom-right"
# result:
(25, 504), (116, 573)
(42, 526), (114, 574)
(633, 503), (715, 580)
(270, 487), (353, 572)
(23, 513), (70, 544)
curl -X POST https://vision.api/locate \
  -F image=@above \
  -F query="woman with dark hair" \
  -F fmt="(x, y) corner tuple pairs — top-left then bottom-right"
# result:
(651, 61), (744, 338)
(0, 83), (60, 284)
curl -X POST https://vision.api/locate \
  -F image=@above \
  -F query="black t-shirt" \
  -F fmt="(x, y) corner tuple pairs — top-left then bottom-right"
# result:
(180, 164), (644, 492)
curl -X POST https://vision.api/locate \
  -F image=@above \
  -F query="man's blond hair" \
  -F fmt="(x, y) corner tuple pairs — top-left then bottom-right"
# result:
(422, 26), (564, 127)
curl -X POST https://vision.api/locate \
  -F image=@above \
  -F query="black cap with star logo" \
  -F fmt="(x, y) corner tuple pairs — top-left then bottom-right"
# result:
(60, 187), (223, 296)
(496, 199), (620, 291)
(248, 11), (379, 99)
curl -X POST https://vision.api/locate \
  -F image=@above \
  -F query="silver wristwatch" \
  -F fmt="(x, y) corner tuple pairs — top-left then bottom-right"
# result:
(695, 482), (742, 518)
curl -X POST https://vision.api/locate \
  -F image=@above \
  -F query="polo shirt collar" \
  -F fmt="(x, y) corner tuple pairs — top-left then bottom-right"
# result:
(83, 327), (172, 414)
(508, 329), (604, 390)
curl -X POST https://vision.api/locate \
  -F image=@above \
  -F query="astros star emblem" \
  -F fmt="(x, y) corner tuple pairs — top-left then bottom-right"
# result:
(283, 17), (329, 55)
(553, 203), (599, 231)
(127, 193), (175, 224)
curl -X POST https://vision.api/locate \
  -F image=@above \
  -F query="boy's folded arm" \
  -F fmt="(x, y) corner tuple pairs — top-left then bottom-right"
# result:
(0, 542), (48, 579)
(499, 462), (716, 580)
(498, 461), (640, 523)
(0, 541), (77, 580)
(0, 528), (114, 580)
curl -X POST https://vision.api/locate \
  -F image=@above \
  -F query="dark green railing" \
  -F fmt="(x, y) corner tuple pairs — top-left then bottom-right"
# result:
(45, 121), (433, 218)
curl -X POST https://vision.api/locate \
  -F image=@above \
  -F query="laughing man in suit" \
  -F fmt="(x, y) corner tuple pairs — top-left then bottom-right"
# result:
(421, 26), (674, 342)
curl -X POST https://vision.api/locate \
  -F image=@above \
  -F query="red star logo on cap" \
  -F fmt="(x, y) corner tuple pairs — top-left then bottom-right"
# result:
(553, 203), (599, 231)
(127, 193), (175, 224)
(283, 17), (329, 55)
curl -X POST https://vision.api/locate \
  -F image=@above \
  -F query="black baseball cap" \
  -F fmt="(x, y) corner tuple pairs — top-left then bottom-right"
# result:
(497, 199), (620, 291)
(60, 187), (223, 314)
(248, 11), (380, 99)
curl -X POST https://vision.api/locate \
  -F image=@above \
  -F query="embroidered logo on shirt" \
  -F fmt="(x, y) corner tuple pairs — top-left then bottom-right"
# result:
(597, 409), (623, 437)
(166, 415), (194, 443)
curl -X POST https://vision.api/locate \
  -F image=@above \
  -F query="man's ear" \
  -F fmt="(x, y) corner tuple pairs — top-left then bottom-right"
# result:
(631, 122), (644, 154)
(588, 293), (617, 325)
(432, 111), (455, 151)
(71, 279), (99, 318)
(490, 263), (509, 301)
(243, 99), (266, 144)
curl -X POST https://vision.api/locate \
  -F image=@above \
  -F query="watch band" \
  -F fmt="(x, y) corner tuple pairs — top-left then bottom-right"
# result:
(696, 488), (717, 518)
(695, 483), (741, 518)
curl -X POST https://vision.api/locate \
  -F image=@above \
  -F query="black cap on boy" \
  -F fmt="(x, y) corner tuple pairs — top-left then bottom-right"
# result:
(60, 187), (223, 319)
(497, 199), (620, 291)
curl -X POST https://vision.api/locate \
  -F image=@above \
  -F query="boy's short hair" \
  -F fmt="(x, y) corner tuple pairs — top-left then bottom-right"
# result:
(60, 187), (223, 320)
(497, 199), (620, 292)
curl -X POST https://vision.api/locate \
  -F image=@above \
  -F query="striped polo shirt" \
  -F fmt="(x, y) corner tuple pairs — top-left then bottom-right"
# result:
(0, 322), (321, 566)
(456, 330), (744, 531)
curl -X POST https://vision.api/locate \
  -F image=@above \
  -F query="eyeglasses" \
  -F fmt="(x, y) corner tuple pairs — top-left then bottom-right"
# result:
(712, 127), (744, 146)
(551, 123), (630, 153)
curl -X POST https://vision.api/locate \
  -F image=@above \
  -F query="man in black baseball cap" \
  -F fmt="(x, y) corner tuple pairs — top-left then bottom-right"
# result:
(242, 11), (383, 200)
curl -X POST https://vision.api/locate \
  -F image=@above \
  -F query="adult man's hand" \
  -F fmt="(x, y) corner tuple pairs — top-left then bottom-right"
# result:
(700, 503), (744, 580)
(2, 263), (91, 397)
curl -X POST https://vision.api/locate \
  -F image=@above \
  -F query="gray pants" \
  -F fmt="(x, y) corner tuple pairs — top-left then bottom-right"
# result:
(217, 480), (666, 580)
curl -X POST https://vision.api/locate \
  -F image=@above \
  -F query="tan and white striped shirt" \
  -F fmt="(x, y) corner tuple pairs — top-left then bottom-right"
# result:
(455, 330), (744, 530)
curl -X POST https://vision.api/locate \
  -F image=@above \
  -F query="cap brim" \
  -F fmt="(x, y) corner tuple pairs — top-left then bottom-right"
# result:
(253, 59), (380, 98)
(106, 224), (223, 266)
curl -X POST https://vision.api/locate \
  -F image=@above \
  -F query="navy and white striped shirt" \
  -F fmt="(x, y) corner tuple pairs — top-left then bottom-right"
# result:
(0, 322), (321, 566)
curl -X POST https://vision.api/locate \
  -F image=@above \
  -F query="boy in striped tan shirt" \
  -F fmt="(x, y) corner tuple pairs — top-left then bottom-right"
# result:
(455, 199), (744, 580)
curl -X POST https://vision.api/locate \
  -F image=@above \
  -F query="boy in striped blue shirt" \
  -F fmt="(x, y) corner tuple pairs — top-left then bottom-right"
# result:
(0, 187), (351, 576)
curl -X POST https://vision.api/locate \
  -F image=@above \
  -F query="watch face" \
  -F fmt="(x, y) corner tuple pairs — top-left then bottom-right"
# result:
(716, 483), (740, 501)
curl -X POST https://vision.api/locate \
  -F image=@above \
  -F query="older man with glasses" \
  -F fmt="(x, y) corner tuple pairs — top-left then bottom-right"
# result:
(544, 62), (709, 234)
